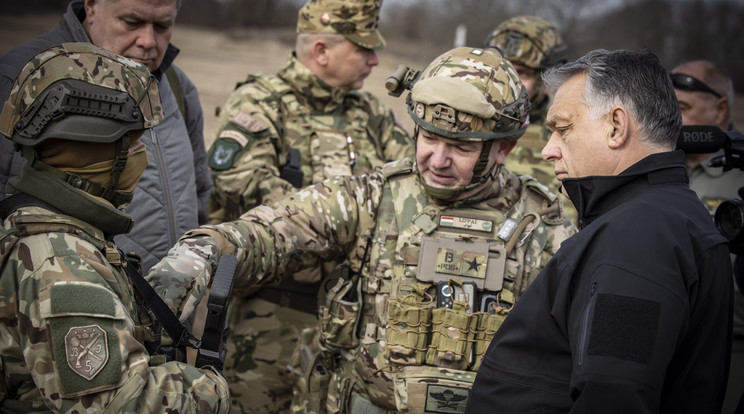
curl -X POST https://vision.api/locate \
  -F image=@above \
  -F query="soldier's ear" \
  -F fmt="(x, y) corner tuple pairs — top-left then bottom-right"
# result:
(83, 0), (100, 20)
(713, 97), (729, 128)
(312, 39), (330, 67)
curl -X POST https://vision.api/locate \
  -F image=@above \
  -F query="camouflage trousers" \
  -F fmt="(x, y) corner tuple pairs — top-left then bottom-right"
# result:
(224, 294), (318, 414)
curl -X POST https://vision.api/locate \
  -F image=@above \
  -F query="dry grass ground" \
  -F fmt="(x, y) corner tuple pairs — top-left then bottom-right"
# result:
(2, 14), (743, 149)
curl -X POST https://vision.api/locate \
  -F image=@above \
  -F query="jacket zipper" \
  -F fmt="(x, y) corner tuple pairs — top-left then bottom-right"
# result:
(151, 132), (177, 245)
(578, 281), (598, 365)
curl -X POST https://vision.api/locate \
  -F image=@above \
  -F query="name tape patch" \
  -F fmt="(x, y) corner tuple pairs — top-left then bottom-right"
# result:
(439, 215), (493, 233)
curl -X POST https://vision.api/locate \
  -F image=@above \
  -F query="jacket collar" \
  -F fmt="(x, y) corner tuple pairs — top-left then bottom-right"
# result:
(278, 53), (351, 112)
(66, 0), (179, 81)
(562, 150), (688, 228)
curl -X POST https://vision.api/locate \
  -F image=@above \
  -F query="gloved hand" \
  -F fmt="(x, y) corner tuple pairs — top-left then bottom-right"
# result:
(146, 237), (220, 323)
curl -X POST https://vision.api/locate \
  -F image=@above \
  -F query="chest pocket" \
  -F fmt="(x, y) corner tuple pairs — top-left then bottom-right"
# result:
(282, 98), (382, 186)
(40, 281), (128, 398)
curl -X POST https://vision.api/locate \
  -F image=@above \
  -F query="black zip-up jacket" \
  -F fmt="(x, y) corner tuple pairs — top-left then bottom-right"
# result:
(467, 150), (732, 413)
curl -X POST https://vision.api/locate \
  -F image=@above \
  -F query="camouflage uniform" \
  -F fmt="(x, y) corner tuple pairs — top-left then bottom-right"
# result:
(0, 43), (229, 413)
(149, 47), (576, 413)
(485, 16), (577, 222)
(206, 1), (413, 412)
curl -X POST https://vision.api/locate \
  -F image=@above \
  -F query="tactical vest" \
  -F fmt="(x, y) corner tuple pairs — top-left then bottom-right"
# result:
(247, 74), (387, 188)
(311, 160), (563, 412)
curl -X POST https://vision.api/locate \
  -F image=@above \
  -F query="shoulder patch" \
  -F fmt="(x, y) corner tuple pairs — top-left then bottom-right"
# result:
(209, 138), (242, 171)
(218, 130), (249, 148)
(230, 111), (269, 133)
(65, 325), (109, 380)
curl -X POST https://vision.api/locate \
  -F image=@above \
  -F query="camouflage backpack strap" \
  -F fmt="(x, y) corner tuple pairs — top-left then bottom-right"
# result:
(164, 66), (186, 120)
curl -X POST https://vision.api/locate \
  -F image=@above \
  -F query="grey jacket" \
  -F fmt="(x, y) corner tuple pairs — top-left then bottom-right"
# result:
(0, 1), (212, 272)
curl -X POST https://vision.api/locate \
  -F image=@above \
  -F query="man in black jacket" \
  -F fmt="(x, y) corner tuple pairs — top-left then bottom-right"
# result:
(467, 49), (732, 413)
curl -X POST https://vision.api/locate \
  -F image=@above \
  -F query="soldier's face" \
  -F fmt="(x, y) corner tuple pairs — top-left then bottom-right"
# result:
(84, 0), (177, 72)
(543, 74), (617, 195)
(674, 89), (726, 128)
(416, 129), (515, 200)
(322, 39), (379, 90)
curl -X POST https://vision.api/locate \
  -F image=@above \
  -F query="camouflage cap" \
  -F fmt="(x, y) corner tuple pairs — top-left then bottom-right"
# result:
(0, 42), (163, 146)
(409, 47), (529, 142)
(485, 15), (567, 70)
(297, 0), (385, 50)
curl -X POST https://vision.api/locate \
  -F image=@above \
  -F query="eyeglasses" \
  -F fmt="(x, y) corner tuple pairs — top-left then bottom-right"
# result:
(670, 73), (722, 99)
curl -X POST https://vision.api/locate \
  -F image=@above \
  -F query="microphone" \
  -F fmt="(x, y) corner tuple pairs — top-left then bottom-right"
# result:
(676, 125), (728, 154)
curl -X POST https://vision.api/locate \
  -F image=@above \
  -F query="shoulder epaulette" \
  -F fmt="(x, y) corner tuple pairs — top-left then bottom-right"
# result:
(521, 176), (557, 203)
(520, 176), (566, 226)
(382, 158), (414, 180)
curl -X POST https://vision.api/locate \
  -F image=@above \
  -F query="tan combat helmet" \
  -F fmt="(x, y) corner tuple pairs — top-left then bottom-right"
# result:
(0, 42), (163, 206)
(407, 47), (530, 199)
(297, 0), (385, 50)
(485, 15), (567, 70)
(0, 42), (162, 146)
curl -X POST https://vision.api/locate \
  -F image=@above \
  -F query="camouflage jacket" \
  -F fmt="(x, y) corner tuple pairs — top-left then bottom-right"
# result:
(149, 158), (576, 411)
(206, 53), (413, 224)
(0, 205), (228, 413)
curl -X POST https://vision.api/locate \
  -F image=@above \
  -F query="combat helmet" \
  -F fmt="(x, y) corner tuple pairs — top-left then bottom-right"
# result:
(0, 42), (163, 207)
(485, 15), (567, 71)
(407, 46), (530, 200)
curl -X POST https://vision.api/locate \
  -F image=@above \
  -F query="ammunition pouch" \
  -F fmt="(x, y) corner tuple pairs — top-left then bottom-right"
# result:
(318, 266), (363, 349)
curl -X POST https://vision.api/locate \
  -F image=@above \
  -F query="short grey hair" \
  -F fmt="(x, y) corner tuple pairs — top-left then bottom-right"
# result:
(295, 33), (345, 60)
(99, 0), (182, 11)
(543, 49), (681, 148)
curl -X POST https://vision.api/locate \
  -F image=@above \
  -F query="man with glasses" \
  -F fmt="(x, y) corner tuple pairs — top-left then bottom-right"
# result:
(671, 60), (744, 414)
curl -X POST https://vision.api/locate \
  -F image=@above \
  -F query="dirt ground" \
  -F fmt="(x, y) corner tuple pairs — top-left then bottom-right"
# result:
(1, 13), (743, 149)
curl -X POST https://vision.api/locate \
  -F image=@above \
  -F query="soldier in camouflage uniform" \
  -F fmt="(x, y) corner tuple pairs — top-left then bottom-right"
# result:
(485, 15), (577, 222)
(0, 43), (229, 413)
(206, 0), (413, 412)
(148, 46), (576, 413)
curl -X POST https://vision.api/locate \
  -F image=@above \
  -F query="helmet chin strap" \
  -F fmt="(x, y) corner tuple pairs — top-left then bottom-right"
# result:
(110, 132), (131, 189)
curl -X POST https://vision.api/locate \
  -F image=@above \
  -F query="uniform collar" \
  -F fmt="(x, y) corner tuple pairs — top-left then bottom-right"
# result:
(278, 53), (351, 112)
(562, 150), (688, 228)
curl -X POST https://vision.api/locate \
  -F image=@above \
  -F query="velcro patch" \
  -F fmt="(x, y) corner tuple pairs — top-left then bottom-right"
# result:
(218, 130), (249, 148)
(439, 215), (493, 233)
(588, 293), (660, 365)
(425, 384), (470, 413)
(230, 111), (269, 133)
(435, 248), (487, 279)
(209, 138), (242, 171)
